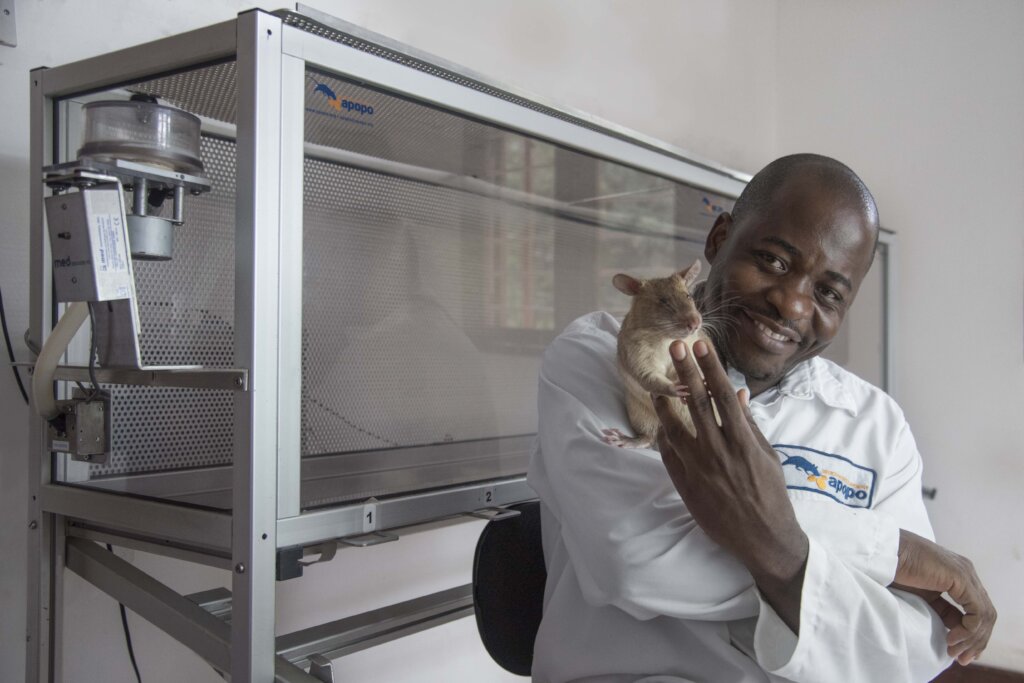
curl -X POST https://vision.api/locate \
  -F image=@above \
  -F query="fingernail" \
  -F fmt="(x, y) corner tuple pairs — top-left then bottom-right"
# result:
(694, 340), (709, 357)
(670, 341), (686, 360)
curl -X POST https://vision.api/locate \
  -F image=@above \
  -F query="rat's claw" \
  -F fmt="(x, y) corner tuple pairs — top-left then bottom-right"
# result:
(601, 428), (628, 447)
(672, 384), (690, 397)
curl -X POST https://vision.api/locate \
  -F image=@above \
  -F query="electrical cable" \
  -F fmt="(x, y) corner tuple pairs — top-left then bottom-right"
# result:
(86, 305), (100, 400)
(106, 544), (143, 683)
(0, 283), (30, 405)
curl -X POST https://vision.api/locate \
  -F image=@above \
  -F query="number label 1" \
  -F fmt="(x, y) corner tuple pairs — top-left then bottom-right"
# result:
(362, 502), (377, 533)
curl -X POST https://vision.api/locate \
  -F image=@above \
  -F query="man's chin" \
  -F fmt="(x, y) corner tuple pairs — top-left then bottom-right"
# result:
(720, 343), (787, 387)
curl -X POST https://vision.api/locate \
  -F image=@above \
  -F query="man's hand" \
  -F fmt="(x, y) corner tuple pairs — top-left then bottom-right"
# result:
(653, 338), (809, 632)
(892, 529), (996, 665)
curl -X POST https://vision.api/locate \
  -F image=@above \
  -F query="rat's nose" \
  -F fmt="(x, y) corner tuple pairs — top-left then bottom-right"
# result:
(681, 314), (702, 332)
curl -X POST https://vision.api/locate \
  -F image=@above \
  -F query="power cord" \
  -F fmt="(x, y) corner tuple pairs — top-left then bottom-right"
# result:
(0, 283), (30, 405)
(106, 544), (143, 683)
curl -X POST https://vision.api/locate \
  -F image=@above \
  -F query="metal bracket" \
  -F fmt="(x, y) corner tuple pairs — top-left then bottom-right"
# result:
(336, 531), (398, 548)
(307, 654), (335, 683)
(0, 0), (15, 48)
(465, 506), (521, 522)
(298, 541), (338, 568)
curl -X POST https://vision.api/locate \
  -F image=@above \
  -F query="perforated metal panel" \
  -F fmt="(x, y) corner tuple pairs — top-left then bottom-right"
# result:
(130, 61), (238, 124)
(90, 135), (236, 476)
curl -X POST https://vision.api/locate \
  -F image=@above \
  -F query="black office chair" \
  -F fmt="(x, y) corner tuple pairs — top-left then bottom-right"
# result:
(472, 500), (547, 676)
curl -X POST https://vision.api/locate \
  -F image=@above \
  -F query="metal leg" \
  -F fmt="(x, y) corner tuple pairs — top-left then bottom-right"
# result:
(27, 65), (56, 683)
(234, 10), (286, 682)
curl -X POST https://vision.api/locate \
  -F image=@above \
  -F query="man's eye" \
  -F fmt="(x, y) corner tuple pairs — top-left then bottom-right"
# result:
(817, 286), (842, 303)
(758, 253), (786, 271)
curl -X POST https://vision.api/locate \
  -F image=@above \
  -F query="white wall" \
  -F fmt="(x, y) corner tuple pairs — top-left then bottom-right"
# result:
(775, 0), (1024, 671)
(0, 2), (778, 681)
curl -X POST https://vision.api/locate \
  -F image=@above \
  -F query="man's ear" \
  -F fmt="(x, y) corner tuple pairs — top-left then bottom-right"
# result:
(705, 212), (732, 263)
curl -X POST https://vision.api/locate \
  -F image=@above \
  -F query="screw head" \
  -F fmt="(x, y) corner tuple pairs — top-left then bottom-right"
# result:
(233, 376), (244, 388)
(234, 563), (246, 574)
(29, 520), (38, 530)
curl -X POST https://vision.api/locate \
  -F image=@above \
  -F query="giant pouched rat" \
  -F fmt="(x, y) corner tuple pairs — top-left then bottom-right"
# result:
(601, 260), (709, 450)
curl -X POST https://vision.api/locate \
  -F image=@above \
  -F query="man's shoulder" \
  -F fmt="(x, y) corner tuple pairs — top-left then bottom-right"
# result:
(544, 312), (620, 361)
(558, 311), (621, 342)
(540, 312), (624, 391)
(806, 356), (904, 420)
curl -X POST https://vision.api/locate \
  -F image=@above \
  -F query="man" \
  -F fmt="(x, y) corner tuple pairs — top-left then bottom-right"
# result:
(527, 154), (994, 682)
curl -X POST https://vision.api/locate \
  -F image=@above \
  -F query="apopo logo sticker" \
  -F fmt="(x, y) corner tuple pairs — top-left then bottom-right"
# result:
(307, 77), (376, 127)
(774, 444), (877, 508)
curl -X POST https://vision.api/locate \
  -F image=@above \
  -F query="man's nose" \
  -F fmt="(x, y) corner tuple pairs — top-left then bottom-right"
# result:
(765, 280), (813, 323)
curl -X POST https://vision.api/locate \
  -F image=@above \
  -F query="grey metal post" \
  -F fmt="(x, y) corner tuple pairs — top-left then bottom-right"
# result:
(277, 52), (305, 520)
(26, 66), (56, 683)
(234, 10), (285, 682)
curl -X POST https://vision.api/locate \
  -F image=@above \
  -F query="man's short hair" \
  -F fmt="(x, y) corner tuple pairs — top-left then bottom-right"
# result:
(731, 154), (880, 248)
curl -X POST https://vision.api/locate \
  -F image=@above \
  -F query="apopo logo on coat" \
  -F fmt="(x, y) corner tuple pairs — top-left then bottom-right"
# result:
(773, 444), (877, 509)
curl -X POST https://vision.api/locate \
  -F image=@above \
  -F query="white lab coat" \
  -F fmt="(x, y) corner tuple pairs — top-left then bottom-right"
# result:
(528, 312), (952, 683)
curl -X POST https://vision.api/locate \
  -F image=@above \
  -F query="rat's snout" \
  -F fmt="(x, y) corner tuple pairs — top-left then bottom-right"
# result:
(680, 313), (702, 334)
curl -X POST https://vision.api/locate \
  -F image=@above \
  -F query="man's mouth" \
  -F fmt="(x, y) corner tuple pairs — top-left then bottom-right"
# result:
(752, 318), (790, 342)
(740, 309), (802, 351)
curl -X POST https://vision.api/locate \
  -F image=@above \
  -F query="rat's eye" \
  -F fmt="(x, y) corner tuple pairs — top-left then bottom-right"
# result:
(658, 297), (671, 307)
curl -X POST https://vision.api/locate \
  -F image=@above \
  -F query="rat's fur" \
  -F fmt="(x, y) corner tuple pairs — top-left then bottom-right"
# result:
(603, 261), (707, 450)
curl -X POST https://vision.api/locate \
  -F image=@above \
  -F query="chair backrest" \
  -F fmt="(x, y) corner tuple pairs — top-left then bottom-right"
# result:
(472, 500), (546, 676)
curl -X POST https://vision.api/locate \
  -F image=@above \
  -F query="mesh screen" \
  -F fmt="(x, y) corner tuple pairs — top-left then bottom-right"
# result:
(129, 61), (238, 124)
(90, 136), (237, 476)
(81, 54), (736, 486)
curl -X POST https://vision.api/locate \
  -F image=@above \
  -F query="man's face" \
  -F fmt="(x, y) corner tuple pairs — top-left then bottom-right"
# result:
(701, 173), (877, 395)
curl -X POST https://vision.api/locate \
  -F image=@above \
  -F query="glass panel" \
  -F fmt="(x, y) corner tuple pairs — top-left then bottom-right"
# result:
(298, 70), (737, 503)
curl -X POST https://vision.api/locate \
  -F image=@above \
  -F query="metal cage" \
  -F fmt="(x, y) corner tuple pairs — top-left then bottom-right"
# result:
(26, 6), (894, 682)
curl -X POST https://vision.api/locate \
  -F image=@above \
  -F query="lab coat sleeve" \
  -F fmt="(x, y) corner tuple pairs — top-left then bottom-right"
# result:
(528, 317), (925, 623)
(752, 419), (954, 682)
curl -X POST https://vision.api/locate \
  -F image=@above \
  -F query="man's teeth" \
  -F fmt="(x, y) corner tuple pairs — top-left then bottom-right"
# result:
(754, 320), (789, 342)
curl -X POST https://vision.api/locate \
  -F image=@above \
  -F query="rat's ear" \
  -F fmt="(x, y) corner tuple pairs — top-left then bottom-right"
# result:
(612, 273), (643, 296)
(677, 259), (702, 287)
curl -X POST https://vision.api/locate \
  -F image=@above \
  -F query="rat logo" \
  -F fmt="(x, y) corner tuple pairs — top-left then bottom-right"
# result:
(775, 444), (877, 508)
(311, 81), (375, 116)
(701, 196), (725, 215)
(781, 455), (828, 490)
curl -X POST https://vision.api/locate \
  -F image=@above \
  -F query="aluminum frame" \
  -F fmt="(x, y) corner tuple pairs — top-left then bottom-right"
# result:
(25, 7), (773, 682)
(281, 24), (748, 200)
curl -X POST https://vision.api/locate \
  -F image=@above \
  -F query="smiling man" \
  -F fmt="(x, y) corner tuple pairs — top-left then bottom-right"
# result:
(701, 156), (877, 396)
(528, 154), (994, 683)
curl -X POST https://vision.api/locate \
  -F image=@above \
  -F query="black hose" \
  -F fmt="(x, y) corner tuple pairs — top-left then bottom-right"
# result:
(0, 283), (30, 405)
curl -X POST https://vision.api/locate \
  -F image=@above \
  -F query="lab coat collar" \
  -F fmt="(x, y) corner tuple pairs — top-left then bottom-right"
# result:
(777, 358), (859, 416)
(729, 358), (859, 417)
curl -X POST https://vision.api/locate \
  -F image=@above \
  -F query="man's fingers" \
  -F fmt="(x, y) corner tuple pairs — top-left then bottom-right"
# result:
(652, 394), (697, 450)
(668, 341), (715, 434)
(928, 596), (964, 631)
(657, 430), (689, 494)
(689, 339), (744, 429)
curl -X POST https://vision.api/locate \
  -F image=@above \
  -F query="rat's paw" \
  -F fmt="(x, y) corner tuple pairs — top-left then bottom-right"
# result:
(672, 384), (690, 398)
(601, 428), (628, 447)
(601, 428), (652, 450)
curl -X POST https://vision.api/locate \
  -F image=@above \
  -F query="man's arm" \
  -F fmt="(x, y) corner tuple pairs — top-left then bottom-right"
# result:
(893, 529), (997, 664)
(655, 338), (993, 681)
